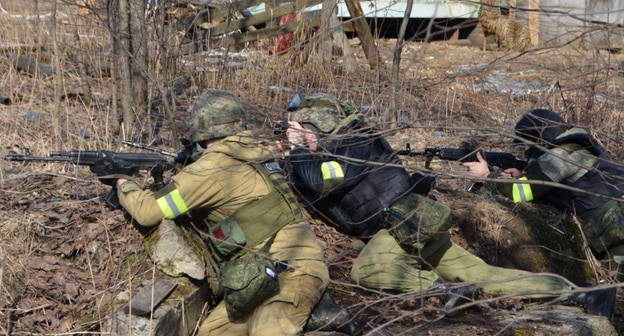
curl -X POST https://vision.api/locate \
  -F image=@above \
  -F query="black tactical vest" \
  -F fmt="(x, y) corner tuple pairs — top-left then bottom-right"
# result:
(315, 134), (414, 237)
(541, 132), (624, 217)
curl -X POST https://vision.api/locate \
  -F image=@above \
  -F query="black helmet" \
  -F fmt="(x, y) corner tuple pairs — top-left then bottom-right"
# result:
(514, 109), (567, 145)
(514, 109), (567, 159)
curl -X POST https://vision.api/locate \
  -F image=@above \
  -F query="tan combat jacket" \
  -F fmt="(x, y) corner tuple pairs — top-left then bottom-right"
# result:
(118, 131), (276, 228)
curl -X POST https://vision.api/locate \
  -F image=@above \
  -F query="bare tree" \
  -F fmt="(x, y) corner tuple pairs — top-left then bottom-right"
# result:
(129, 0), (148, 138)
(108, 0), (148, 140)
(389, 0), (413, 128)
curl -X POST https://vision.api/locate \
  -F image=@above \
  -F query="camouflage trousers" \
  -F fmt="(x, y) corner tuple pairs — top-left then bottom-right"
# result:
(198, 222), (329, 336)
(582, 199), (624, 257)
(351, 229), (569, 297)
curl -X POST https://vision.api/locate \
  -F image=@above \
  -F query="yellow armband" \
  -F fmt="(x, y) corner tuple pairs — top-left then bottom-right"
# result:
(321, 161), (344, 194)
(154, 183), (189, 219)
(512, 176), (534, 203)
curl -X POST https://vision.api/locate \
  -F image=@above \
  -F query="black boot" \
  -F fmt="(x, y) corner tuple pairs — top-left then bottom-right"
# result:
(305, 291), (364, 335)
(431, 279), (479, 317)
(566, 287), (617, 317)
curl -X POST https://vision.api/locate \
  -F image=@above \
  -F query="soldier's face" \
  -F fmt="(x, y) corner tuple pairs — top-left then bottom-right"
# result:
(286, 122), (319, 151)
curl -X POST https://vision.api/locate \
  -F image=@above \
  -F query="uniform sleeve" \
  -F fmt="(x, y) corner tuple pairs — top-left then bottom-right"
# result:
(487, 145), (596, 203)
(485, 162), (556, 203)
(118, 161), (222, 227)
(116, 180), (163, 227)
(289, 143), (368, 196)
(289, 148), (338, 196)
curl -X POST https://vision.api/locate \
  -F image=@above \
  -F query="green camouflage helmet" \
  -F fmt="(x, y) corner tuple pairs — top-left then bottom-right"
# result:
(189, 90), (245, 142)
(290, 93), (347, 133)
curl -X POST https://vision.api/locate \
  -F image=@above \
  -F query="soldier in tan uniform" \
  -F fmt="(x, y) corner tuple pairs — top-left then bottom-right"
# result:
(114, 90), (329, 335)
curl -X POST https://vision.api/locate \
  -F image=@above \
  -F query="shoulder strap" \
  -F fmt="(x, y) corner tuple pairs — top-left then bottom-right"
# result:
(555, 129), (602, 157)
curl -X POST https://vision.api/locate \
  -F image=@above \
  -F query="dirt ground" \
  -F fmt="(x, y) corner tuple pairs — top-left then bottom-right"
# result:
(2, 10), (624, 334)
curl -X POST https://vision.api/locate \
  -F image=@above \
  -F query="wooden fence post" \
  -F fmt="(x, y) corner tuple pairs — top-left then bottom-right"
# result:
(343, 0), (379, 69)
(529, 0), (540, 46)
(319, 0), (336, 61)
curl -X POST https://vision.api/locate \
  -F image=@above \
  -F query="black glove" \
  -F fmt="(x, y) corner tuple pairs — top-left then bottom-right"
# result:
(174, 147), (195, 165)
(89, 152), (135, 186)
(410, 172), (436, 195)
(174, 138), (198, 166)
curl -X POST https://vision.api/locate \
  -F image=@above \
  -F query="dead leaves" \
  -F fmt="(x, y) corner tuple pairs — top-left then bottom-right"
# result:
(1, 173), (147, 333)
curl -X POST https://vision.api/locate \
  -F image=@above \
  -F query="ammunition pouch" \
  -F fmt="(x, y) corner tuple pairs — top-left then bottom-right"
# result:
(203, 160), (303, 262)
(196, 160), (301, 309)
(582, 199), (624, 254)
(206, 217), (247, 261)
(381, 193), (452, 253)
(220, 236), (279, 322)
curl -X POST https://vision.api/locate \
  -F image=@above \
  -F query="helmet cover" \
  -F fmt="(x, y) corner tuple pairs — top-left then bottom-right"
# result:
(189, 90), (245, 142)
(290, 93), (345, 133)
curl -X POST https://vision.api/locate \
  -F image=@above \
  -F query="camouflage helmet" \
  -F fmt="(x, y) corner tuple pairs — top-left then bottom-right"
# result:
(189, 90), (245, 142)
(290, 93), (347, 133)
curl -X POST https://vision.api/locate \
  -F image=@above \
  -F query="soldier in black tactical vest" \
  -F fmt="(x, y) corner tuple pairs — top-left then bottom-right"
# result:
(466, 109), (624, 276)
(281, 94), (617, 317)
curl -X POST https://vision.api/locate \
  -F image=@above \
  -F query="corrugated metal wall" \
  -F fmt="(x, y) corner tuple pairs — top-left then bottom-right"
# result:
(516, 0), (624, 48)
(586, 0), (624, 48)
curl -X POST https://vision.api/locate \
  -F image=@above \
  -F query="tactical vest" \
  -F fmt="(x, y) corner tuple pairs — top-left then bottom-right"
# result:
(318, 130), (414, 237)
(540, 131), (624, 217)
(199, 160), (303, 262)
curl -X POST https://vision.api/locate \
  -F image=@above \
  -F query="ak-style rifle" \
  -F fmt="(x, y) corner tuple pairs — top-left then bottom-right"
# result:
(396, 144), (528, 171)
(4, 149), (175, 208)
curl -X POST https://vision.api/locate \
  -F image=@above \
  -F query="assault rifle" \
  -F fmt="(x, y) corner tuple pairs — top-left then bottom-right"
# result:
(396, 144), (528, 171)
(4, 149), (175, 208)
(397, 145), (528, 192)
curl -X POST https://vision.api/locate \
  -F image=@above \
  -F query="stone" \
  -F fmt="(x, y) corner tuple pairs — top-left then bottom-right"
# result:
(500, 306), (618, 336)
(144, 219), (207, 280)
(126, 279), (177, 316)
(105, 277), (210, 336)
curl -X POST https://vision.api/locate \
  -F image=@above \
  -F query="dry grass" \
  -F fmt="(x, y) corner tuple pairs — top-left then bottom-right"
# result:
(1, 0), (624, 334)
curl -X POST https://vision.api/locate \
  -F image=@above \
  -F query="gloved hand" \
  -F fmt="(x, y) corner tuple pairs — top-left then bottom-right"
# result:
(174, 138), (198, 165)
(89, 151), (135, 186)
(410, 172), (436, 195)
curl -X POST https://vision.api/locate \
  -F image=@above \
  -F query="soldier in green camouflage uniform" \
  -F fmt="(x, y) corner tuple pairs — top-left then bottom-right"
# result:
(281, 94), (613, 316)
(115, 90), (329, 335)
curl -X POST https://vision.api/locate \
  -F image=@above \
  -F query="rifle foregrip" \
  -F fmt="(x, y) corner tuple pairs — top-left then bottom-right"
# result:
(435, 148), (527, 170)
(103, 187), (122, 210)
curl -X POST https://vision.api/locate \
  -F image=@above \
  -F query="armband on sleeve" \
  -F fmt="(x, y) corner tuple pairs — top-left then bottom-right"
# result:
(154, 183), (189, 219)
(512, 176), (534, 203)
(321, 161), (344, 195)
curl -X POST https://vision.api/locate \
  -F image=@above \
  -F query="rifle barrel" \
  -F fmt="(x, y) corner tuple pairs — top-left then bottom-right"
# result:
(0, 95), (11, 105)
(122, 141), (177, 157)
(4, 155), (72, 162)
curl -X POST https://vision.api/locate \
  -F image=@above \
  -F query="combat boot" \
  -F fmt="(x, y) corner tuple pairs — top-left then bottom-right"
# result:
(565, 287), (617, 317)
(305, 291), (363, 335)
(430, 278), (479, 317)
(442, 284), (479, 317)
